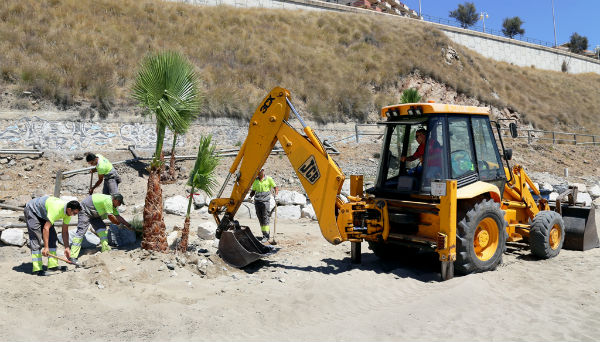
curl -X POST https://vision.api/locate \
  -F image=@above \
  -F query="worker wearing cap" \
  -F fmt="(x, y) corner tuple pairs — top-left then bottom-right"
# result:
(69, 193), (131, 262)
(249, 169), (278, 242)
(86, 153), (122, 195)
(24, 196), (81, 276)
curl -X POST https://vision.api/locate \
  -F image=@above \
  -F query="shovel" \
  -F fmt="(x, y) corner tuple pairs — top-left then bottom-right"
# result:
(270, 202), (278, 245)
(48, 254), (83, 267)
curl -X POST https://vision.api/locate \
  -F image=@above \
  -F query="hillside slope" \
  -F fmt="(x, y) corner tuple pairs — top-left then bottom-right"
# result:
(1, 0), (599, 132)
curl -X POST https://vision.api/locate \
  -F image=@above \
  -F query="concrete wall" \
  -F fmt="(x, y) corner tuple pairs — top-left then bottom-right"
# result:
(167, 0), (600, 74)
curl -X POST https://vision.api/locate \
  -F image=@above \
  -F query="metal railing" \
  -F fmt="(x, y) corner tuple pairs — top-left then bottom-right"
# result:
(500, 128), (600, 146)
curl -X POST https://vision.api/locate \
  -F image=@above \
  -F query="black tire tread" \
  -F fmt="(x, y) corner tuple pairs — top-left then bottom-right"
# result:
(455, 199), (507, 275)
(529, 210), (565, 259)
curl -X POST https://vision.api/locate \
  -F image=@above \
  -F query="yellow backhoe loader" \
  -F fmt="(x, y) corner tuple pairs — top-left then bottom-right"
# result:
(208, 87), (598, 279)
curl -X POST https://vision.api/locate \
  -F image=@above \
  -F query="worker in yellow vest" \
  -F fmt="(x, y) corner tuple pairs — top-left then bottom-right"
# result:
(24, 196), (81, 275)
(69, 193), (131, 263)
(249, 169), (278, 242)
(86, 153), (122, 195)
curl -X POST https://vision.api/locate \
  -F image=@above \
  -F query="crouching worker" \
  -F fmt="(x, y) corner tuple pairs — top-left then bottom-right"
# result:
(24, 196), (81, 276)
(70, 193), (131, 263)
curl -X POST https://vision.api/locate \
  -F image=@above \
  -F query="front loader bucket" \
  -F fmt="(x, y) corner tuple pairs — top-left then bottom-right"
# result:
(561, 205), (599, 251)
(218, 226), (275, 268)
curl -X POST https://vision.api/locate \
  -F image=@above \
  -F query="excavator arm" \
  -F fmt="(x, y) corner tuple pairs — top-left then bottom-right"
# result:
(208, 87), (347, 248)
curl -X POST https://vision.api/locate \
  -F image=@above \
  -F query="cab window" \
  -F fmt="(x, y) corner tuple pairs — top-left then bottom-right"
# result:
(448, 116), (476, 179)
(472, 116), (504, 180)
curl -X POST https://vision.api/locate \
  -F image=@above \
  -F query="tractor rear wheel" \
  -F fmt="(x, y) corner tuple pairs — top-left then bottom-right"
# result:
(456, 199), (507, 274)
(529, 211), (565, 258)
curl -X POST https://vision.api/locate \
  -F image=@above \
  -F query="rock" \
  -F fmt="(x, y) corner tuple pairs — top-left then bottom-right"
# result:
(197, 221), (217, 240)
(118, 205), (127, 213)
(107, 224), (136, 247)
(164, 195), (188, 216)
(131, 204), (144, 214)
(341, 179), (351, 195)
(24, 165), (34, 171)
(593, 197), (600, 208)
(197, 206), (209, 215)
(1, 228), (26, 246)
(0, 175), (10, 181)
(548, 192), (559, 201)
(57, 230), (100, 248)
(236, 202), (254, 219)
(0, 158), (9, 164)
(60, 196), (78, 204)
(276, 190), (306, 206)
(276, 205), (301, 219)
(577, 192), (592, 207)
(301, 204), (317, 220)
(167, 231), (181, 248)
(192, 193), (206, 209)
(588, 185), (600, 198)
(570, 182), (587, 193)
(541, 183), (553, 192)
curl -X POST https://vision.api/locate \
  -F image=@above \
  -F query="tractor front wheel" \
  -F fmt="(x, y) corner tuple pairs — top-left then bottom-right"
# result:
(529, 211), (565, 259)
(456, 199), (507, 274)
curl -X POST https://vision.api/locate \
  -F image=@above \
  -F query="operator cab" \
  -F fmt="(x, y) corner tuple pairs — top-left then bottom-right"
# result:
(372, 103), (506, 198)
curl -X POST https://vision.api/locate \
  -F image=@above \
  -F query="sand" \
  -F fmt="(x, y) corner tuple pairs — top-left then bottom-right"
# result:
(1, 209), (599, 341)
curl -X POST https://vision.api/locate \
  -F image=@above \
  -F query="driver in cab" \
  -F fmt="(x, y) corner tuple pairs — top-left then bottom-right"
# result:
(401, 128), (427, 164)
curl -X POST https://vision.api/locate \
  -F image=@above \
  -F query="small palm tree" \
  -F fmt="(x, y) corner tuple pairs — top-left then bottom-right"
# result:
(166, 103), (200, 182)
(178, 135), (220, 253)
(400, 88), (422, 103)
(132, 51), (201, 252)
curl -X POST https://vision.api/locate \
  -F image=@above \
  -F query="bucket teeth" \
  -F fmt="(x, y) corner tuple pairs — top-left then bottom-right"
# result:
(218, 226), (275, 267)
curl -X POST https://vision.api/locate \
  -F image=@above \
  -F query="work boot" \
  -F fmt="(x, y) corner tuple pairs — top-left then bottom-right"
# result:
(47, 266), (68, 273)
(69, 257), (78, 265)
(261, 233), (270, 243)
(33, 270), (47, 277)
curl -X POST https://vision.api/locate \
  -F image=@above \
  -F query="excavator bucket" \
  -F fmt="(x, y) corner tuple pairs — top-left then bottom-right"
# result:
(560, 205), (599, 251)
(218, 225), (275, 268)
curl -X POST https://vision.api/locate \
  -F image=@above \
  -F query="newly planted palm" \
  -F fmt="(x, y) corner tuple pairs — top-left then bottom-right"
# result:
(178, 135), (220, 253)
(132, 51), (201, 252)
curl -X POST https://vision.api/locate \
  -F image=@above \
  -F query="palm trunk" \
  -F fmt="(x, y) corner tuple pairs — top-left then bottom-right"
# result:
(169, 134), (177, 180)
(177, 186), (195, 253)
(141, 164), (168, 252)
(142, 123), (168, 252)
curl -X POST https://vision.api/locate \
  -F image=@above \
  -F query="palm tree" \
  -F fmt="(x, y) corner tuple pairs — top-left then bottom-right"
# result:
(178, 135), (220, 253)
(400, 88), (422, 103)
(132, 51), (201, 252)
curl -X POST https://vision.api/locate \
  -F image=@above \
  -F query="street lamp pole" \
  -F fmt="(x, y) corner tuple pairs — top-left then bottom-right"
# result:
(480, 12), (489, 33)
(551, 0), (558, 47)
(418, 0), (421, 17)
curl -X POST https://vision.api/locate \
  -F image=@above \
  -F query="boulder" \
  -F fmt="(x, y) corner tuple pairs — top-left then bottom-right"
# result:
(276, 205), (301, 220)
(548, 192), (559, 201)
(341, 179), (351, 196)
(301, 204), (317, 220)
(236, 203), (253, 219)
(167, 230), (181, 249)
(197, 221), (218, 240)
(1, 228), (26, 246)
(57, 230), (100, 248)
(197, 206), (209, 215)
(577, 192), (592, 207)
(117, 205), (127, 213)
(541, 183), (553, 192)
(276, 190), (306, 206)
(588, 185), (600, 199)
(192, 193), (206, 209)
(593, 197), (600, 208)
(164, 195), (188, 216)
(108, 224), (136, 247)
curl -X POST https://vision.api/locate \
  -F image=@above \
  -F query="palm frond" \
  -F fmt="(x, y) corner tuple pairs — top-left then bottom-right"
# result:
(400, 88), (422, 104)
(188, 135), (220, 196)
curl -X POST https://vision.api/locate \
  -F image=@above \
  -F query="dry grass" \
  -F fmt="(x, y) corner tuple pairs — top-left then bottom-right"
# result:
(1, 0), (599, 132)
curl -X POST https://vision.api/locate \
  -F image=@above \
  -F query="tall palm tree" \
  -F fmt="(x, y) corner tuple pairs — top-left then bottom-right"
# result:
(178, 135), (220, 253)
(132, 51), (201, 252)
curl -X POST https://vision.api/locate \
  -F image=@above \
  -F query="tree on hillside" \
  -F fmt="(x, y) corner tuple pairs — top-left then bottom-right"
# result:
(568, 33), (588, 54)
(400, 88), (422, 103)
(132, 51), (202, 252)
(502, 17), (525, 39)
(449, 2), (479, 29)
(177, 135), (220, 253)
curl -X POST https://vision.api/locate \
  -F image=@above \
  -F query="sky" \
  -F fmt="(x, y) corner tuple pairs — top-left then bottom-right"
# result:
(401, 0), (599, 51)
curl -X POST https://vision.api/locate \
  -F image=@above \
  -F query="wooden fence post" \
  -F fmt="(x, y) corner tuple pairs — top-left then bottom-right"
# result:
(527, 130), (531, 144)
(573, 133), (577, 145)
(552, 131), (555, 144)
(53, 170), (63, 198)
